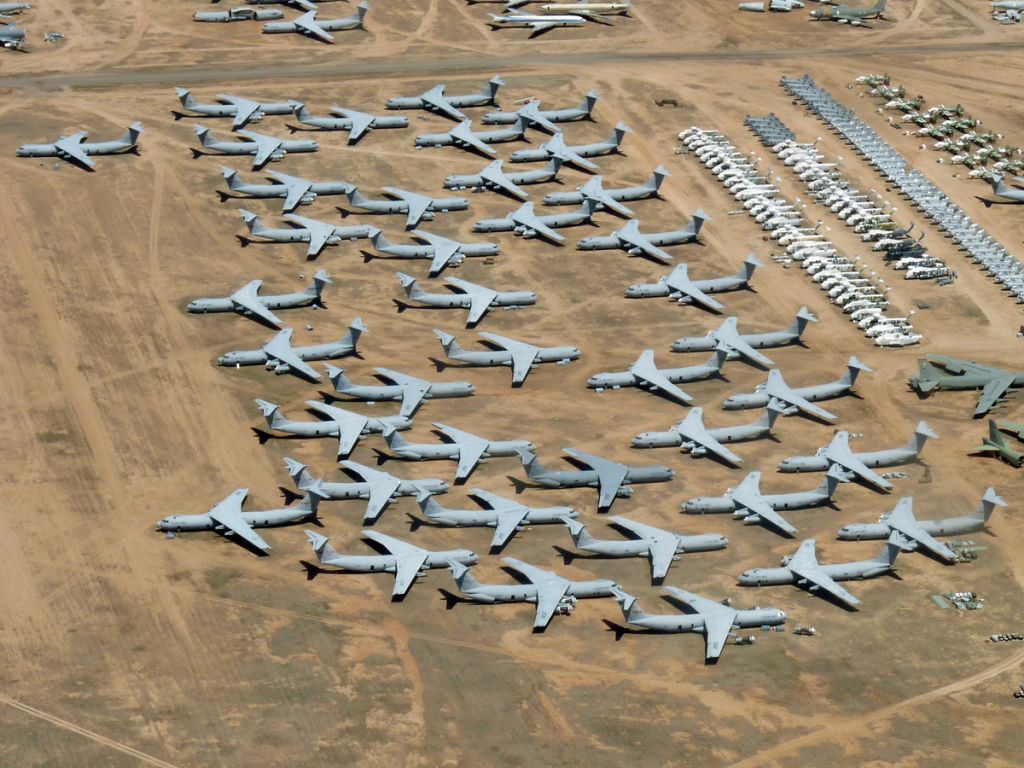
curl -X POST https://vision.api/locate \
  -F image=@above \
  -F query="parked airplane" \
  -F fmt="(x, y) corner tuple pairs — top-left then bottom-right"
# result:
(683, 467), (847, 536)
(157, 488), (320, 553)
(631, 402), (784, 466)
(969, 420), (1024, 467)
(220, 167), (351, 213)
(670, 307), (818, 367)
(386, 76), (505, 121)
(487, 12), (588, 37)
(837, 489), (1006, 562)
(369, 231), (499, 277)
(188, 269), (331, 326)
(433, 329), (580, 385)
(173, 89), (293, 129)
(562, 517), (727, 582)
(0, 21), (24, 48)
(379, 423), (533, 482)
(239, 209), (372, 259)
(397, 273), (536, 326)
(810, 0), (886, 25)
(543, 166), (669, 211)
(909, 354), (1023, 417)
(738, 536), (901, 609)
(778, 421), (938, 491)
(262, 1), (369, 42)
(194, 6), (284, 22)
(446, 558), (617, 631)
(509, 123), (631, 169)
(723, 357), (872, 421)
(624, 255), (762, 310)
(414, 116), (531, 157)
(217, 318), (366, 380)
(482, 90), (599, 129)
(576, 214), (709, 262)
(609, 588), (786, 663)
(515, 447), (673, 512)
(286, 101), (408, 142)
(16, 122), (143, 170)
(193, 126), (318, 170)
(285, 457), (448, 524)
(323, 366), (475, 417)
(254, 400), (411, 458)
(586, 347), (728, 406)
(985, 173), (1024, 203)
(342, 186), (468, 229)
(304, 528), (477, 598)
(444, 157), (563, 199)
(474, 199), (600, 245)
(416, 489), (574, 549)
(0, 4), (32, 17)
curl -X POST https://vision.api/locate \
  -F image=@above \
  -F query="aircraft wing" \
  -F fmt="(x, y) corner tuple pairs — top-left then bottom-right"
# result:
(662, 587), (737, 660)
(263, 329), (322, 380)
(884, 499), (957, 562)
(549, 141), (599, 172)
(662, 265), (725, 311)
(731, 488), (796, 536)
(617, 221), (675, 263)
(789, 561), (861, 608)
(363, 477), (402, 523)
(339, 109), (374, 142)
(390, 552), (429, 596)
(824, 437), (893, 491)
(491, 508), (530, 549)
(479, 161), (529, 200)
(511, 205), (565, 244)
(563, 448), (628, 510)
(629, 349), (694, 405)
(286, 214), (335, 258)
(525, 20), (566, 37)
(239, 132), (284, 169)
(675, 410), (742, 466)
(207, 488), (271, 552)
(470, 488), (522, 513)
(54, 136), (95, 169)
(306, 401), (368, 457)
(421, 89), (467, 121)
(520, 103), (560, 134)
(974, 374), (1016, 417)
(271, 174), (314, 213)
(646, 537), (679, 582)
(451, 121), (498, 156)
(229, 280), (283, 327)
(478, 332), (539, 385)
(428, 241), (462, 276)
(383, 188), (432, 228)
(463, 289), (498, 325)
(294, 10), (335, 42)
(532, 581), (571, 629)
(225, 97), (260, 129)
(765, 371), (836, 422)
(714, 318), (774, 367)
(454, 438), (489, 481)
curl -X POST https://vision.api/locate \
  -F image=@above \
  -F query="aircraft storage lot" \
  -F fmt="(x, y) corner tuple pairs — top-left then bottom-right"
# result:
(2, 1), (1024, 766)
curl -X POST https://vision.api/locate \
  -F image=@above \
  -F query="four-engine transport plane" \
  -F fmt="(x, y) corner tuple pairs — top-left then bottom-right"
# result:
(586, 347), (728, 406)
(262, 1), (369, 42)
(624, 255), (762, 310)
(285, 457), (449, 524)
(509, 123), (631, 169)
(254, 399), (412, 458)
(631, 402), (785, 466)
(414, 116), (531, 157)
(324, 366), (475, 417)
(433, 329), (581, 385)
(562, 517), (727, 582)
(446, 558), (618, 631)
(370, 231), (500, 276)
(396, 273), (536, 326)
(482, 90), (600, 130)
(487, 12), (589, 37)
(379, 423), (534, 482)
(193, 126), (318, 170)
(543, 166), (670, 211)
(837, 489), (1005, 562)
(286, 101), (408, 142)
(671, 307), (818, 367)
(304, 528), (477, 598)
(194, 6), (284, 22)
(515, 447), (673, 512)
(474, 199), (600, 245)
(444, 157), (563, 199)
(809, 0), (886, 26)
(217, 318), (366, 380)
(16, 122), (143, 170)
(239, 209), (372, 259)
(157, 488), (320, 554)
(970, 420), (1024, 467)
(909, 354), (1023, 417)
(723, 356), (873, 421)
(738, 536), (901, 609)
(342, 186), (469, 229)
(220, 166), (351, 213)
(416, 489), (575, 550)
(778, 421), (939, 491)
(683, 467), (847, 536)
(576, 214), (709, 262)
(609, 587), (786, 663)
(386, 76), (505, 121)
(188, 269), (331, 326)
(173, 89), (293, 129)
(985, 173), (1024, 204)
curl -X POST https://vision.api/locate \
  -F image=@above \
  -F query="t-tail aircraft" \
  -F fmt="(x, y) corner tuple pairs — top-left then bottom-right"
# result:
(219, 166), (351, 213)
(216, 318), (366, 381)
(261, 1), (369, 42)
(385, 76), (505, 121)
(187, 269), (331, 326)
(16, 122), (143, 170)
(286, 101), (408, 142)
(323, 366), (475, 417)
(723, 357), (872, 421)
(254, 400), (411, 459)
(433, 329), (580, 386)
(671, 307), (817, 367)
(396, 273), (536, 326)
(415, 490), (575, 550)
(444, 158), (563, 199)
(369, 230), (499, 276)
(624, 255), (762, 310)
(576, 214), (709, 262)
(172, 89), (294, 129)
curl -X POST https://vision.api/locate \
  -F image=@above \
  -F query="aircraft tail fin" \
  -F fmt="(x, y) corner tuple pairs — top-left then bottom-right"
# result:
(174, 87), (196, 109)
(221, 165), (243, 191)
(878, 532), (901, 567)
(873, 0), (886, 13)
(564, 517), (595, 547)
(369, 228), (393, 251)
(737, 253), (762, 282)
(709, 344), (729, 371)
(910, 359), (942, 395)
(976, 485), (1006, 522)
(304, 529), (339, 564)
(906, 420), (939, 454)
(289, 100), (313, 124)
(346, 186), (369, 206)
(612, 588), (645, 622)
(545, 156), (564, 177)
(646, 165), (670, 194)
(580, 196), (601, 219)
(255, 399), (288, 430)
(122, 122), (143, 147)
(484, 75), (505, 105)
(433, 329), (463, 358)
(609, 121), (631, 148)
(786, 306), (818, 338)
(324, 364), (354, 392)
(840, 356), (872, 387)
(381, 423), (411, 450)
(195, 124), (214, 147)
(688, 209), (710, 238)
(758, 399), (785, 430)
(818, 464), (846, 498)
(239, 208), (265, 235)
(397, 272), (423, 299)
(310, 269), (332, 299)
(581, 89), (599, 118)
(355, 0), (369, 26)
(448, 558), (480, 592)
(987, 419), (1008, 447)
(342, 316), (368, 350)
(284, 457), (315, 489)
(989, 172), (1013, 197)
(515, 446), (547, 479)
(295, 490), (322, 518)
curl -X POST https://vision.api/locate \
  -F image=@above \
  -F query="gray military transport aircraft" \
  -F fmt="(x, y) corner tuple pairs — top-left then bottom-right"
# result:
(482, 90), (599, 129)
(543, 166), (669, 210)
(444, 158), (563, 199)
(509, 122), (631, 169)
(386, 76), (505, 121)
(323, 366), (475, 417)
(342, 186), (469, 229)
(433, 329), (580, 386)
(261, 2), (369, 42)
(188, 269), (331, 326)
(722, 357), (872, 421)
(576, 214), (709, 262)
(370, 231), (500, 276)
(474, 199), (600, 245)
(586, 348), (728, 406)
(16, 122), (143, 170)
(624, 255), (762, 310)
(217, 318), (366, 380)
(193, 126), (318, 169)
(173, 89), (293, 129)
(286, 101), (408, 142)
(414, 116), (531, 157)
(396, 273), (536, 326)
(239, 209), (372, 259)
(254, 400), (411, 458)
(220, 167), (351, 213)
(671, 307), (818, 367)
(379, 423), (534, 482)
(194, 6), (284, 22)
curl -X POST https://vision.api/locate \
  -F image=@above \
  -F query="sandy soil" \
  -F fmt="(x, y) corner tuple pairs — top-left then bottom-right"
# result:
(1, 1), (1023, 766)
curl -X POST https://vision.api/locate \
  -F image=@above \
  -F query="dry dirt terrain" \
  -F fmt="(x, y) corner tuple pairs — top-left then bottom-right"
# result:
(1, 1), (1024, 766)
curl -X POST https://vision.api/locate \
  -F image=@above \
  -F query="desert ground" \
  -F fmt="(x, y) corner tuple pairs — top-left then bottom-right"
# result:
(1, 1), (1024, 766)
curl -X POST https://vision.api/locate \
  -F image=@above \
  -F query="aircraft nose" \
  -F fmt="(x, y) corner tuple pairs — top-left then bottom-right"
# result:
(778, 611), (787, 621)
(719, 536), (729, 546)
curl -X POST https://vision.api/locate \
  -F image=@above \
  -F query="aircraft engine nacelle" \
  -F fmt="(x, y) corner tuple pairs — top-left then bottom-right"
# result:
(615, 487), (634, 498)
(300, 192), (317, 205)
(268, 361), (291, 374)
(421, 211), (435, 220)
(689, 446), (707, 457)
(627, 247), (642, 255)
(270, 150), (287, 161)
(327, 235), (342, 245)
(250, 112), (265, 123)
(555, 603), (574, 615)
